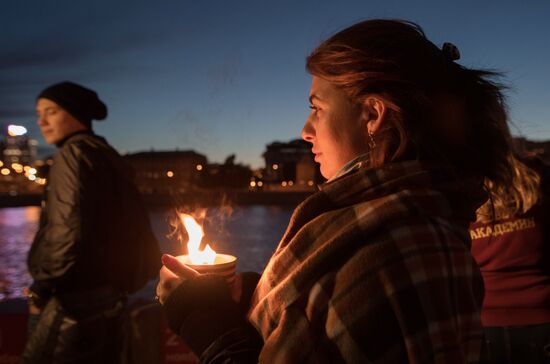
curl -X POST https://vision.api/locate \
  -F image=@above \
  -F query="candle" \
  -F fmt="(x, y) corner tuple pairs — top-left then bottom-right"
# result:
(176, 212), (237, 287)
(176, 254), (237, 287)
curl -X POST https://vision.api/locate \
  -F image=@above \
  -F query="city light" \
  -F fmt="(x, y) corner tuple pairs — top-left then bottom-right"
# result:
(7, 125), (27, 136)
(0, 137), (323, 193)
(11, 163), (23, 173)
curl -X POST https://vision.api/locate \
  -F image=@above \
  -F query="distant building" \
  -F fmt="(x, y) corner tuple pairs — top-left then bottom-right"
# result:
(125, 150), (207, 194)
(201, 155), (252, 189)
(1, 124), (37, 166)
(261, 139), (322, 191)
(0, 125), (44, 195)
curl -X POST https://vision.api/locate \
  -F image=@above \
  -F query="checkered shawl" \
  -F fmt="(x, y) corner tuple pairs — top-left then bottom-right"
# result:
(249, 161), (485, 363)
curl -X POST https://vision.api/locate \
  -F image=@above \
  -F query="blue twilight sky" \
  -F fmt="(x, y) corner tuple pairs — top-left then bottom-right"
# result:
(1, 0), (549, 168)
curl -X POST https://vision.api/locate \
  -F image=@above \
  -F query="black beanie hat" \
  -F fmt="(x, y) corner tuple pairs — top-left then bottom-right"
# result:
(37, 81), (108, 125)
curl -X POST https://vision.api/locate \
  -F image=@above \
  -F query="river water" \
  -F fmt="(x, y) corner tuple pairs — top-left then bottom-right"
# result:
(0, 205), (294, 301)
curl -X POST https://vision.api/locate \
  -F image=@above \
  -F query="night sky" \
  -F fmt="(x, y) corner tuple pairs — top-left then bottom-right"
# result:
(1, 0), (549, 168)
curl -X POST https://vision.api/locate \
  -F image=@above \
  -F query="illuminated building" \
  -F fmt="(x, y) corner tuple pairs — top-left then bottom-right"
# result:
(261, 139), (322, 191)
(200, 155), (252, 189)
(1, 124), (37, 166)
(0, 125), (44, 196)
(125, 150), (207, 194)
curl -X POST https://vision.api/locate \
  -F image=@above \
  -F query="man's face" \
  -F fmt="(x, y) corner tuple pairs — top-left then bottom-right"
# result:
(36, 98), (87, 145)
(301, 76), (369, 179)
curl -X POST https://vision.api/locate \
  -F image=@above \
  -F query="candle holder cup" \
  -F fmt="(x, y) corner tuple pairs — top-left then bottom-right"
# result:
(176, 254), (237, 287)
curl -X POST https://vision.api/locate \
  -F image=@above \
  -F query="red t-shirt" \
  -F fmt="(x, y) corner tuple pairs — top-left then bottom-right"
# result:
(470, 200), (550, 326)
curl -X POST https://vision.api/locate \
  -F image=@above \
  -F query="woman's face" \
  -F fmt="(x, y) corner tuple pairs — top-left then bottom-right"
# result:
(301, 76), (369, 179)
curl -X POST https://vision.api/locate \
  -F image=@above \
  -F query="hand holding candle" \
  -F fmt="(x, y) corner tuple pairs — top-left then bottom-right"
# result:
(158, 253), (243, 305)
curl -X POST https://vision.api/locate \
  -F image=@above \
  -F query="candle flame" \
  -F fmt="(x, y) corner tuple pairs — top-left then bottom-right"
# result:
(179, 213), (216, 264)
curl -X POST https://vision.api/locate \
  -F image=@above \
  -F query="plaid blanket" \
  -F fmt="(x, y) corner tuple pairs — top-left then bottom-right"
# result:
(249, 161), (485, 363)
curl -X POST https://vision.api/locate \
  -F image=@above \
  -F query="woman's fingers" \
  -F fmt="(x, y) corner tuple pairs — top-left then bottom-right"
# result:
(162, 254), (199, 279)
(156, 254), (201, 305)
(159, 265), (179, 281)
(157, 266), (184, 305)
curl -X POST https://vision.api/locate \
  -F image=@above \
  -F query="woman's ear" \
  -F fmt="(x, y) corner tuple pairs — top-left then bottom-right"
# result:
(362, 96), (386, 135)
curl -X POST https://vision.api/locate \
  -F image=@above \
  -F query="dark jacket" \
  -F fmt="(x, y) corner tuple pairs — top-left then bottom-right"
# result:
(28, 131), (160, 302)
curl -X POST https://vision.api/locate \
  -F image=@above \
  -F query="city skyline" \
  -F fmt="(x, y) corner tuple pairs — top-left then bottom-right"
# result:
(2, 0), (549, 168)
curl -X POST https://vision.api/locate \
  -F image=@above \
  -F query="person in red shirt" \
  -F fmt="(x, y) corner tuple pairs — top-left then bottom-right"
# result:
(471, 155), (550, 363)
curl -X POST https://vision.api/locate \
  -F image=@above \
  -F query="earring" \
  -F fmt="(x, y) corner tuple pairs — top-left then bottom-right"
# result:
(368, 131), (376, 150)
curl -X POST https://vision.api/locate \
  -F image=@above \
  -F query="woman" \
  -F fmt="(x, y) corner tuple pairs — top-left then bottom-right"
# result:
(157, 19), (516, 363)
(471, 155), (550, 363)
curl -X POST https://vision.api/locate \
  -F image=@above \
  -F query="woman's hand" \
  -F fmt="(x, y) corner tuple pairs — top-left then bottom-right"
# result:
(156, 253), (245, 305)
(156, 254), (199, 305)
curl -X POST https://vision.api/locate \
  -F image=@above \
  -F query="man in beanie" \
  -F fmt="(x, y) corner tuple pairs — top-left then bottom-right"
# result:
(22, 81), (161, 363)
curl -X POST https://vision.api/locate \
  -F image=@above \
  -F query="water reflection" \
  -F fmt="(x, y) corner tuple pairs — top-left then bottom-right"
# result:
(1, 205), (293, 301)
(0, 207), (40, 301)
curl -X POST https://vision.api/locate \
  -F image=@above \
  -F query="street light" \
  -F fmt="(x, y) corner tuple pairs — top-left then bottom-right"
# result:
(7, 125), (27, 136)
